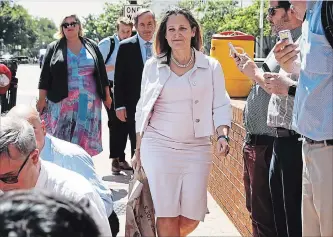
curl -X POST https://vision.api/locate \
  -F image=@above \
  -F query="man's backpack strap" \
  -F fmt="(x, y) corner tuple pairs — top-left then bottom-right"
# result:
(105, 36), (115, 64)
(322, 0), (333, 49)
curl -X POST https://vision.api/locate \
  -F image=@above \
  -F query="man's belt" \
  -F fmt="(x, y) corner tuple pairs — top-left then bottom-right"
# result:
(304, 137), (333, 146)
(245, 133), (275, 146)
(275, 128), (298, 137)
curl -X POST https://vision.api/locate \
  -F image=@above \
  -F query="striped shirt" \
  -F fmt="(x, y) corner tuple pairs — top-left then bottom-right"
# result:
(267, 27), (302, 130)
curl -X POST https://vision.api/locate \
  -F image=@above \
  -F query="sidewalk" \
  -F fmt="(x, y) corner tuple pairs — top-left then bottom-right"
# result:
(93, 110), (241, 236)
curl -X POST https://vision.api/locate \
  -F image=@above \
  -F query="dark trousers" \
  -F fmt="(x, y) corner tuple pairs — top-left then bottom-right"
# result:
(108, 210), (120, 237)
(105, 83), (136, 161)
(243, 134), (277, 237)
(269, 134), (303, 237)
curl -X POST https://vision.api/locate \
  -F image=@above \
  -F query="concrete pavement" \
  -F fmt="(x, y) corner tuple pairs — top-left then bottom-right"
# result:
(15, 64), (241, 236)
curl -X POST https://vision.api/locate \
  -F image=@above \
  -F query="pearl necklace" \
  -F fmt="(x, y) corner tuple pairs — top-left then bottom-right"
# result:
(171, 49), (194, 68)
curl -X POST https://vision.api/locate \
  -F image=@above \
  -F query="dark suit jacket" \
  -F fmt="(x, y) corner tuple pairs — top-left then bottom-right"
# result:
(38, 37), (109, 103)
(114, 35), (144, 122)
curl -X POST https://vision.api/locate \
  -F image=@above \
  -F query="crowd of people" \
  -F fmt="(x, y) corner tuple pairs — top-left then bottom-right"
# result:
(0, 0), (332, 236)
(233, 1), (332, 237)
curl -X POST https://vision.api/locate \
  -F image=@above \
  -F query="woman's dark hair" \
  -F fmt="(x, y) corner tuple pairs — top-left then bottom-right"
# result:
(155, 7), (203, 64)
(0, 190), (100, 237)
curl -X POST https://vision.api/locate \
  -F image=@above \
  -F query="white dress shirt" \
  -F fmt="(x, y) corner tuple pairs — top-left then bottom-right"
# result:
(40, 134), (113, 217)
(35, 161), (112, 237)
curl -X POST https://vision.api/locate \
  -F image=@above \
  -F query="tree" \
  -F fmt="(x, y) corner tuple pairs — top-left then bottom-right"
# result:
(32, 17), (57, 47)
(218, 0), (271, 37)
(178, 0), (239, 53)
(84, 2), (124, 41)
(0, 1), (38, 52)
(29, 17), (57, 56)
(83, 0), (152, 41)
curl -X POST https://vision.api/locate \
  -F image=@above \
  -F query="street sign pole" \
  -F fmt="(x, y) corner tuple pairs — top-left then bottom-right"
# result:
(259, 0), (264, 58)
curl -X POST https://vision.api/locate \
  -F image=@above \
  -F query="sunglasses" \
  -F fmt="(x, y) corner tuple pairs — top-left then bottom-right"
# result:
(62, 21), (78, 29)
(0, 153), (30, 184)
(268, 6), (286, 16)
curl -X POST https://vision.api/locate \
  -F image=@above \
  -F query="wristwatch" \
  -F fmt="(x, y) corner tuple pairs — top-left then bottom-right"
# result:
(217, 135), (230, 143)
(288, 85), (297, 96)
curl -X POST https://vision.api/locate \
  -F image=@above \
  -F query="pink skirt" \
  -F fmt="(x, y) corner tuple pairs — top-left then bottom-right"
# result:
(140, 125), (212, 221)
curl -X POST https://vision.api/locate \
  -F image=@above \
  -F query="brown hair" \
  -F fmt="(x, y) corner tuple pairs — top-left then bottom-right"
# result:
(55, 14), (84, 39)
(155, 7), (203, 64)
(116, 17), (133, 30)
(133, 8), (155, 27)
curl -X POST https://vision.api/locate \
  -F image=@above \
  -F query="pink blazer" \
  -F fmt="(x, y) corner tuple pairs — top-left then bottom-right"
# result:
(135, 49), (232, 137)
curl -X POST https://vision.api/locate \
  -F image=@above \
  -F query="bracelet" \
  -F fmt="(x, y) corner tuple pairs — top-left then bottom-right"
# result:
(134, 149), (140, 153)
(217, 135), (230, 143)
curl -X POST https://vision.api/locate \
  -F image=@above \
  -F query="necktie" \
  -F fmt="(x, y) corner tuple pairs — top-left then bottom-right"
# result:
(145, 42), (152, 61)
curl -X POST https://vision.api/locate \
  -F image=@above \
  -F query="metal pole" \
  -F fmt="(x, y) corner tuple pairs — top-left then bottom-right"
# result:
(259, 0), (264, 58)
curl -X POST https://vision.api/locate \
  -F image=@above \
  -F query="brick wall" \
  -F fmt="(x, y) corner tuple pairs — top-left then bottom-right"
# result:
(208, 99), (252, 236)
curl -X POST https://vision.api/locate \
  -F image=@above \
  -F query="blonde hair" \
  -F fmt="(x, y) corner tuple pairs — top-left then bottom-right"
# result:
(55, 14), (84, 39)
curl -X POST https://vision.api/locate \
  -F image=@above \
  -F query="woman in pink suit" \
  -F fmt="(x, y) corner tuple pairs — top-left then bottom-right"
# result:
(134, 8), (231, 237)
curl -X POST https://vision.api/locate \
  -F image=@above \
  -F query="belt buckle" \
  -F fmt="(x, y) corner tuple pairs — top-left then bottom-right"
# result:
(275, 128), (283, 137)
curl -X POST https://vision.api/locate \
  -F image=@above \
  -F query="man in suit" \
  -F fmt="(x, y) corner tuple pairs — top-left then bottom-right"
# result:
(113, 9), (156, 174)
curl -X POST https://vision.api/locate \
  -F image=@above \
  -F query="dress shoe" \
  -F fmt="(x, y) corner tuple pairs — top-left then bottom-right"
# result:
(111, 158), (121, 175)
(119, 161), (132, 170)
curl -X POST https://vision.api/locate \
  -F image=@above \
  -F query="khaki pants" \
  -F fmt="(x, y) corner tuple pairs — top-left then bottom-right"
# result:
(302, 141), (333, 237)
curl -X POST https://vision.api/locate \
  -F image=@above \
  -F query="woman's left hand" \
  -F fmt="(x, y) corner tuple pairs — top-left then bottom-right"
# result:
(103, 96), (112, 110)
(217, 137), (230, 157)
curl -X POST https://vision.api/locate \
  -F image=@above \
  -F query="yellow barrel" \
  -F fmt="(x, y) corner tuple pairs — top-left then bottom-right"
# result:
(210, 31), (255, 97)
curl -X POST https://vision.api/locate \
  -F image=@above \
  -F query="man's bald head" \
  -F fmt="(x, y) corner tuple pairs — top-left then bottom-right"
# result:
(7, 105), (46, 150)
(7, 105), (40, 123)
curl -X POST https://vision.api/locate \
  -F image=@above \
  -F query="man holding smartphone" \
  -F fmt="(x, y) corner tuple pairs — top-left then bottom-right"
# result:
(273, 1), (333, 236)
(232, 1), (302, 236)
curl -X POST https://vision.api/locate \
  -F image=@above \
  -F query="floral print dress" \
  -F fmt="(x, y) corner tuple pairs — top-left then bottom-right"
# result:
(43, 47), (103, 156)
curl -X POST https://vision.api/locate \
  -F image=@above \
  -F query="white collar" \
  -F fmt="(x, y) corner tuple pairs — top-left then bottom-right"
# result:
(35, 161), (47, 189)
(137, 33), (153, 47)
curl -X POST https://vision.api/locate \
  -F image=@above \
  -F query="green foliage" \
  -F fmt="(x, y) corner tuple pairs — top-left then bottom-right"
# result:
(178, 0), (271, 52)
(83, 2), (124, 41)
(219, 0), (271, 37)
(32, 17), (57, 47)
(83, 0), (152, 41)
(0, 1), (37, 50)
(0, 1), (57, 56)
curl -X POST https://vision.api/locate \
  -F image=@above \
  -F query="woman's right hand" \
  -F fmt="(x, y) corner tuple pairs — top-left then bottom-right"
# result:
(36, 98), (47, 114)
(131, 149), (141, 171)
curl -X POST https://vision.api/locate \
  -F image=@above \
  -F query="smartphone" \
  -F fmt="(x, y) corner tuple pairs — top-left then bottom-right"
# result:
(278, 30), (293, 44)
(228, 42), (238, 56)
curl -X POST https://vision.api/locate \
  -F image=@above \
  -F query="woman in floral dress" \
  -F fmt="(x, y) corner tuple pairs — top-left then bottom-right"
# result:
(37, 14), (111, 156)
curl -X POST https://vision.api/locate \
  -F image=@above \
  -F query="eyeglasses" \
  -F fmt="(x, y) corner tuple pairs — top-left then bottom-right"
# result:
(62, 21), (78, 29)
(268, 6), (286, 16)
(0, 153), (31, 184)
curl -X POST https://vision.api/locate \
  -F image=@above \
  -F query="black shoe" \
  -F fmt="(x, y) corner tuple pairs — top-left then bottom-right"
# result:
(111, 158), (121, 175)
(119, 161), (132, 170)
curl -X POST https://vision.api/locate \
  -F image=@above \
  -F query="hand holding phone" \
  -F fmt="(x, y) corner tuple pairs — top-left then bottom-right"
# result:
(278, 30), (293, 45)
(228, 42), (239, 57)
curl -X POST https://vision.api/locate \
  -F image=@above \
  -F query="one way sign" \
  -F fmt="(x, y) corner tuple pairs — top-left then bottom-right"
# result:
(123, 5), (142, 21)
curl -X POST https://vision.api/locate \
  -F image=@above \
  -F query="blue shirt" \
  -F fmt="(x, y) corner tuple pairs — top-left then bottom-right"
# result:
(40, 134), (113, 216)
(137, 34), (153, 64)
(98, 34), (120, 81)
(292, 0), (333, 140)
